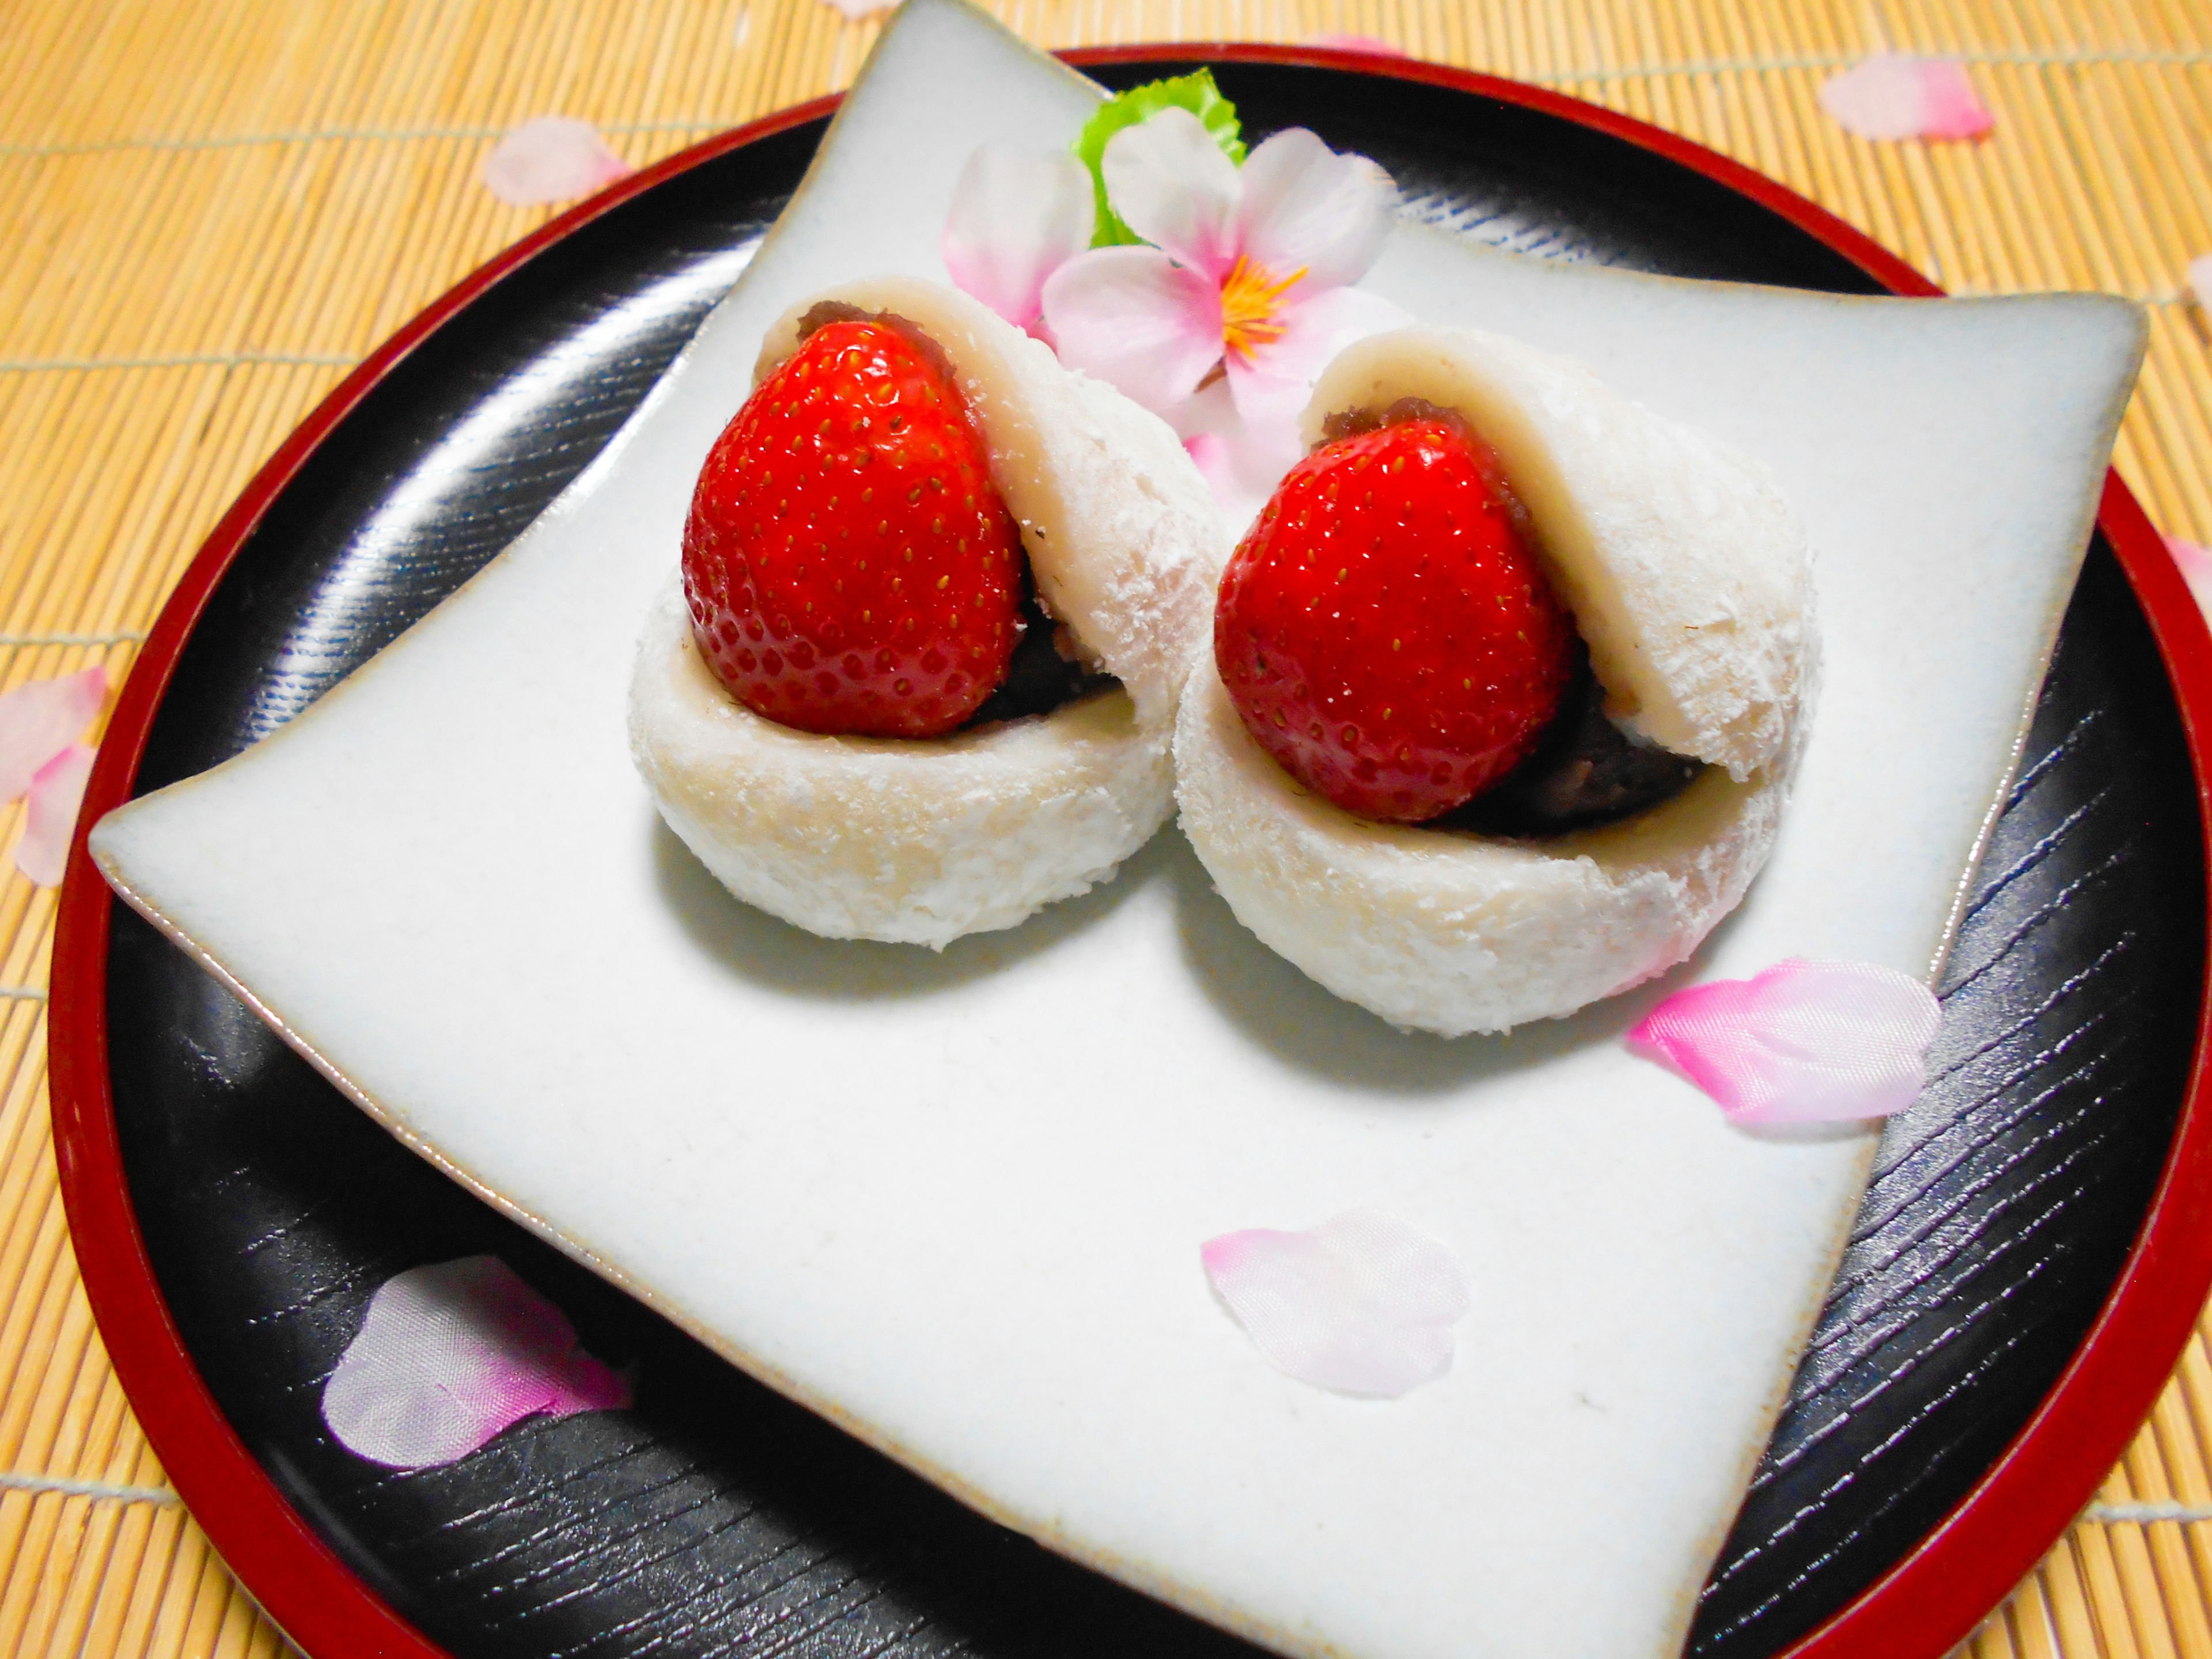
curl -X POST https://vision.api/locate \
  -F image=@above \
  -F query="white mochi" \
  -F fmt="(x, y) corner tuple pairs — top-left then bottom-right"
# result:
(1179, 327), (1817, 1032)
(631, 276), (1224, 946)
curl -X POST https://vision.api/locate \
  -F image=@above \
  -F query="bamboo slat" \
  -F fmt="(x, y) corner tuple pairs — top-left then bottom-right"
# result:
(6, 0), (2212, 1653)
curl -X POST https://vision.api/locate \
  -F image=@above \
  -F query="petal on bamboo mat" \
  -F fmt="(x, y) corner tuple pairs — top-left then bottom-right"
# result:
(482, 119), (633, 207)
(0, 668), (105, 803)
(1820, 55), (1994, 142)
(17, 744), (96, 887)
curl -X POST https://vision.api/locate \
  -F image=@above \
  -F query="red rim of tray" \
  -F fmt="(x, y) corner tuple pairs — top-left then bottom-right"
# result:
(46, 44), (2212, 1659)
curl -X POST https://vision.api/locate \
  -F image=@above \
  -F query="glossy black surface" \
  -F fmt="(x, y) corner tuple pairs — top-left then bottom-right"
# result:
(104, 59), (2201, 1659)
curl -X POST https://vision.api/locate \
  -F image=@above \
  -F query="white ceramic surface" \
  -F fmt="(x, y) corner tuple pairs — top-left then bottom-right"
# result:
(90, 5), (2146, 1657)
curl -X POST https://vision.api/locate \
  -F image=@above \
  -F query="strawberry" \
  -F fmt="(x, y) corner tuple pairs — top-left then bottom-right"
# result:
(681, 317), (1025, 737)
(1214, 416), (1575, 823)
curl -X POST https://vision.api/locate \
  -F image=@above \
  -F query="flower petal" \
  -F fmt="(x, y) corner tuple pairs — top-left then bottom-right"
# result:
(321, 1256), (630, 1468)
(1100, 106), (1244, 279)
(1819, 55), (1993, 143)
(481, 118), (633, 207)
(2168, 535), (2212, 618)
(1628, 959), (1942, 1124)
(16, 744), (93, 888)
(0, 668), (105, 803)
(1041, 247), (1223, 412)
(1308, 33), (1410, 57)
(1175, 378), (1307, 534)
(1201, 1210), (1471, 1397)
(1228, 284), (1411, 427)
(1234, 128), (1398, 293)
(941, 146), (1096, 332)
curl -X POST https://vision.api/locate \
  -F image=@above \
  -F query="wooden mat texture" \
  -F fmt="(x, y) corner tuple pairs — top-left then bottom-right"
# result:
(3, 0), (2211, 1653)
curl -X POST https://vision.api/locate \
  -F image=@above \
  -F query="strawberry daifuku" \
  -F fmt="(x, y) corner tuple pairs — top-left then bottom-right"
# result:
(682, 317), (1025, 737)
(1214, 416), (1575, 823)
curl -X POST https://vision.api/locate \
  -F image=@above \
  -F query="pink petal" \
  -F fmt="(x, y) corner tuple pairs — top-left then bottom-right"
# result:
(321, 1256), (630, 1468)
(1175, 379), (1306, 533)
(482, 119), (634, 208)
(1234, 129), (1399, 293)
(1628, 959), (1942, 1124)
(1916, 60), (1997, 140)
(0, 667), (105, 803)
(2166, 535), (2212, 618)
(941, 145), (1094, 332)
(1040, 246), (1224, 414)
(820, 0), (900, 16)
(1200, 1211), (1470, 1397)
(1308, 33), (1410, 57)
(1819, 55), (1993, 143)
(1228, 284), (1411, 426)
(16, 744), (93, 888)
(1100, 107), (1244, 281)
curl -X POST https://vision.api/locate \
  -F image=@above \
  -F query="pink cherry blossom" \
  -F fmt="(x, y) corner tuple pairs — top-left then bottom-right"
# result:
(941, 145), (1095, 336)
(16, 744), (94, 888)
(1628, 959), (1942, 1125)
(482, 119), (633, 208)
(322, 1256), (630, 1468)
(1201, 1210), (1470, 1397)
(1818, 55), (1994, 143)
(0, 667), (105, 803)
(1041, 109), (1408, 439)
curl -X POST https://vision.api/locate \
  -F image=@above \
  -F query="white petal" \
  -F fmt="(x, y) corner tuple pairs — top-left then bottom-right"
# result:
(1229, 285), (1411, 427)
(15, 744), (93, 888)
(941, 145), (1095, 331)
(1628, 959), (1942, 1124)
(1235, 128), (1398, 293)
(0, 667), (104, 802)
(1100, 107), (1244, 279)
(1201, 1211), (1471, 1397)
(321, 1256), (629, 1468)
(1041, 247), (1223, 412)
(481, 118), (632, 207)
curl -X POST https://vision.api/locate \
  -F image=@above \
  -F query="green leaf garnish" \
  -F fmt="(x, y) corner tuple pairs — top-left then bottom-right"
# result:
(1071, 70), (1247, 248)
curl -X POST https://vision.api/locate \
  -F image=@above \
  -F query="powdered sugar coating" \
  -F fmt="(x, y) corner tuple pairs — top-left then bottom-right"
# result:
(1176, 664), (1802, 1033)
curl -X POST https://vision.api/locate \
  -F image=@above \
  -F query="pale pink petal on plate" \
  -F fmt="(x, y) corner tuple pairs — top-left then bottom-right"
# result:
(1308, 33), (1410, 57)
(941, 145), (1094, 331)
(1201, 1211), (1471, 1397)
(1100, 107), (1244, 279)
(1041, 246), (1223, 413)
(1234, 128), (1398, 292)
(0, 667), (105, 802)
(482, 119), (634, 207)
(1819, 55), (1992, 142)
(322, 1256), (630, 1468)
(2167, 536), (2212, 618)
(820, 0), (899, 16)
(1628, 959), (1942, 1124)
(16, 744), (94, 888)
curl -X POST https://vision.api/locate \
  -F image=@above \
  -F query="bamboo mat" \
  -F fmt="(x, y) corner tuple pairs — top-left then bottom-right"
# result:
(3, 0), (2211, 1653)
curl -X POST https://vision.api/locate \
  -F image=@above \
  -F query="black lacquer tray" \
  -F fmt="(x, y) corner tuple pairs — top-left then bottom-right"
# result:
(50, 50), (2212, 1659)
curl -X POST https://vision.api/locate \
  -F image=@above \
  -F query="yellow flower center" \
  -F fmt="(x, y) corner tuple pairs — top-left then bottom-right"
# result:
(1219, 256), (1306, 362)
